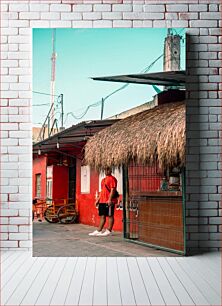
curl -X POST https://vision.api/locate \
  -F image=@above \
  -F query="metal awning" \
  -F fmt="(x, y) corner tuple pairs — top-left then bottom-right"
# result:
(92, 70), (186, 87)
(33, 119), (119, 157)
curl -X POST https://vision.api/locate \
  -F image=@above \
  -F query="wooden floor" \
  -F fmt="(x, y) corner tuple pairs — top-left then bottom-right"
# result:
(1, 251), (221, 305)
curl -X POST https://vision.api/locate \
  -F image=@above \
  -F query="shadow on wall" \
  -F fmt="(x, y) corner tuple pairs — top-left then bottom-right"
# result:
(31, 33), (218, 255)
(186, 33), (203, 255)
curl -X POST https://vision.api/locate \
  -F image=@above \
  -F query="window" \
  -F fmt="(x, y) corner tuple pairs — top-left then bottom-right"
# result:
(35, 174), (41, 198)
(46, 179), (52, 199)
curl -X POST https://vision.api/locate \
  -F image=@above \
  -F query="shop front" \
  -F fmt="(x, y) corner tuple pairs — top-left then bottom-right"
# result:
(123, 162), (185, 254)
(33, 119), (119, 224)
(84, 101), (186, 254)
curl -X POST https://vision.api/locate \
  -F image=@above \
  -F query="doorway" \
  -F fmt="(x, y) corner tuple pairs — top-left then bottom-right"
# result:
(68, 161), (76, 203)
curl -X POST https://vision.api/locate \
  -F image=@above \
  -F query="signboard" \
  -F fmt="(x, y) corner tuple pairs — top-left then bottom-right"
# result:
(47, 165), (53, 179)
(81, 165), (90, 194)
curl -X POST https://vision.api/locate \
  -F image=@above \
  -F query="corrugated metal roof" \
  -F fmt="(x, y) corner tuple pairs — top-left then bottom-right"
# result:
(92, 70), (186, 87)
(33, 119), (119, 155)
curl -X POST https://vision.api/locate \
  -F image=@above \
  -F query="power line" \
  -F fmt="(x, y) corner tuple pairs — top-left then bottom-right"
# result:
(33, 103), (50, 106)
(43, 30), (185, 125)
(64, 52), (165, 124)
(32, 93), (62, 107)
(64, 99), (101, 123)
(32, 90), (59, 97)
(65, 29), (184, 122)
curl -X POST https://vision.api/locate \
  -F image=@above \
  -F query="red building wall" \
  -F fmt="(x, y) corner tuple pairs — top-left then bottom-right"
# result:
(33, 155), (47, 199)
(33, 156), (69, 202)
(33, 155), (162, 234)
(76, 159), (123, 232)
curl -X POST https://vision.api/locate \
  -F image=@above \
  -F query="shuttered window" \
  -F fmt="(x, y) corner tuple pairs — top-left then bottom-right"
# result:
(36, 174), (41, 198)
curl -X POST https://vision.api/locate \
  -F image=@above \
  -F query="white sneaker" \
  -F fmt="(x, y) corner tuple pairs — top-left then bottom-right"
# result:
(88, 230), (101, 236)
(97, 229), (111, 236)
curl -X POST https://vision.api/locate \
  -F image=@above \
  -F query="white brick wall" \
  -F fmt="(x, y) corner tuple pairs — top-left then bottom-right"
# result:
(1, 0), (221, 254)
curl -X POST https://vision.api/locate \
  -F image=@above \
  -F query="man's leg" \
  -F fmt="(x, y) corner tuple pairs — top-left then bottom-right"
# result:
(98, 215), (106, 232)
(107, 216), (114, 232)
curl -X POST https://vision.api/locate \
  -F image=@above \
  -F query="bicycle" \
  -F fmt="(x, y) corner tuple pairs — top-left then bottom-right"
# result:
(32, 198), (48, 222)
(33, 198), (78, 224)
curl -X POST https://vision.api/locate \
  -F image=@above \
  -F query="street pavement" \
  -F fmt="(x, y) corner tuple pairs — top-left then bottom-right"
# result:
(33, 221), (177, 257)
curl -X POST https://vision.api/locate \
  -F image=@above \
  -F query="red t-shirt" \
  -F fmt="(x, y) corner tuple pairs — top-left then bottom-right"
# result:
(100, 175), (118, 204)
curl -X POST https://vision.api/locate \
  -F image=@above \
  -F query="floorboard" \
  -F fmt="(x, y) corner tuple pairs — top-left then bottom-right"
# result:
(186, 256), (220, 294)
(35, 257), (68, 305)
(137, 257), (165, 305)
(1, 251), (22, 272)
(50, 257), (77, 305)
(175, 257), (221, 305)
(78, 257), (96, 306)
(167, 257), (210, 305)
(0, 251), (14, 263)
(1, 251), (221, 306)
(93, 257), (107, 306)
(116, 257), (136, 306)
(5, 257), (47, 305)
(21, 258), (57, 305)
(106, 257), (122, 306)
(195, 253), (220, 273)
(64, 257), (87, 306)
(147, 257), (180, 305)
(1, 252), (28, 289)
(1, 255), (37, 305)
(127, 257), (150, 305)
(157, 257), (195, 305)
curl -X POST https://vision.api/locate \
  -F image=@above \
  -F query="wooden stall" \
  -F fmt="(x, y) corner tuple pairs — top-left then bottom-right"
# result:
(84, 100), (186, 254)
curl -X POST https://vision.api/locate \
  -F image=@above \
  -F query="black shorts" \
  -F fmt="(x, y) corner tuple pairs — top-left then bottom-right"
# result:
(98, 203), (115, 217)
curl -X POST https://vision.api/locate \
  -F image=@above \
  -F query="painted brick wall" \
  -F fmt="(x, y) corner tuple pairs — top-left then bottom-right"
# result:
(1, 0), (221, 253)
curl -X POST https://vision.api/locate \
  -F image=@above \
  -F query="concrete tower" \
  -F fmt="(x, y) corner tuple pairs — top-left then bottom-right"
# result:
(163, 29), (180, 72)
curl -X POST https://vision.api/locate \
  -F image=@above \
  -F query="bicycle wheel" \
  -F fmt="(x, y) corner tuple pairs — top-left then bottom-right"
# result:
(44, 205), (59, 223)
(57, 204), (77, 224)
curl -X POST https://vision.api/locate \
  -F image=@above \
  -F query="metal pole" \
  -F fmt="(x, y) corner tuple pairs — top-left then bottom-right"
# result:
(60, 94), (64, 129)
(37, 103), (54, 141)
(100, 98), (104, 120)
(48, 116), (50, 137)
(123, 164), (130, 239)
(49, 118), (57, 136)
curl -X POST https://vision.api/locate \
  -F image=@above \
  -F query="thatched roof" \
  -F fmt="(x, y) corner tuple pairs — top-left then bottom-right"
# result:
(84, 102), (185, 170)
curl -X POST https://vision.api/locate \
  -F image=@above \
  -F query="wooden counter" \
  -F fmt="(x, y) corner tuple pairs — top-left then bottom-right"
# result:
(128, 191), (184, 252)
(131, 191), (182, 198)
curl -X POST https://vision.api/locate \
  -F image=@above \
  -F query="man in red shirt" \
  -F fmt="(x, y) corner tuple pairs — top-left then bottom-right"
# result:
(89, 167), (118, 236)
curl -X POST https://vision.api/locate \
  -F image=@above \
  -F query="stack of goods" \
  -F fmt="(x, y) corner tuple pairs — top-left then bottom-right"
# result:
(168, 176), (180, 191)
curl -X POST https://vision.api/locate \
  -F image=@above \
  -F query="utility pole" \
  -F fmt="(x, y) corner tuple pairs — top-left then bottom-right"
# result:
(100, 98), (104, 120)
(48, 116), (50, 137)
(60, 94), (65, 131)
(163, 28), (181, 72)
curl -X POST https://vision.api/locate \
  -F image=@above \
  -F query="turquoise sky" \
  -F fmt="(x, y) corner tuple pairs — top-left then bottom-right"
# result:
(33, 28), (185, 128)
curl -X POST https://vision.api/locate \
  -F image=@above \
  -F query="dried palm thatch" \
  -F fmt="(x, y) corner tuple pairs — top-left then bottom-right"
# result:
(84, 101), (185, 170)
